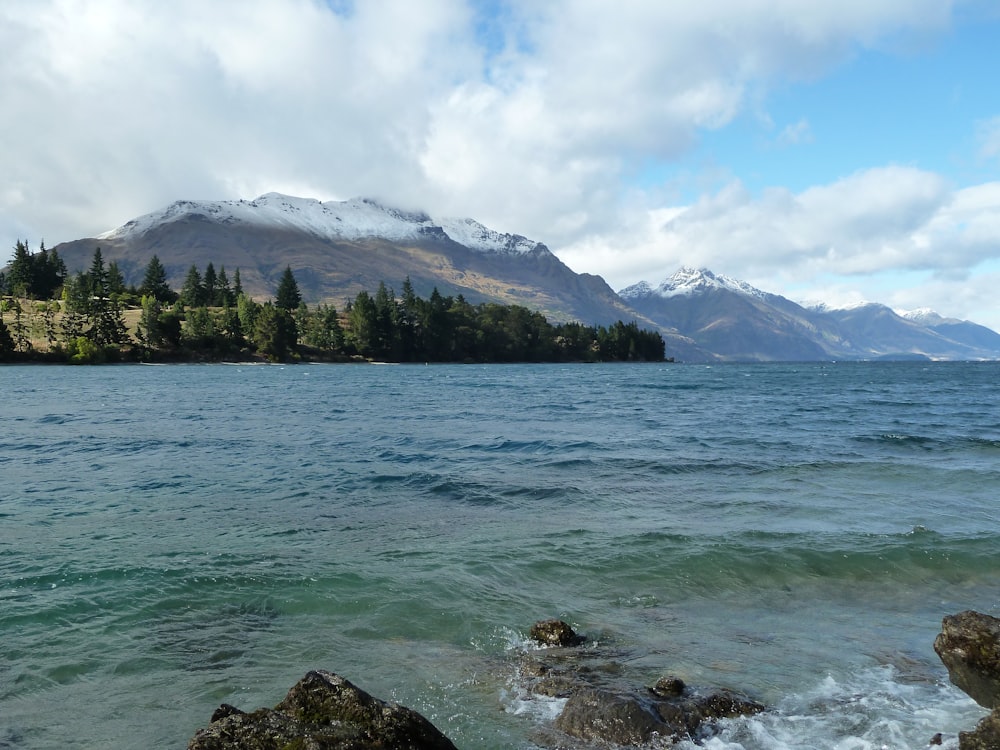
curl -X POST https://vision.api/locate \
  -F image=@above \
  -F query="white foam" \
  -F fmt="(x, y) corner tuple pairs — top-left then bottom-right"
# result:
(678, 667), (983, 750)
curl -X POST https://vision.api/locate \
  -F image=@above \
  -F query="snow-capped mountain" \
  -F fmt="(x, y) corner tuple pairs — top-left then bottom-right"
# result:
(620, 267), (770, 301)
(621, 268), (1000, 361)
(55, 193), (698, 353)
(46, 194), (1000, 361)
(99, 193), (544, 256)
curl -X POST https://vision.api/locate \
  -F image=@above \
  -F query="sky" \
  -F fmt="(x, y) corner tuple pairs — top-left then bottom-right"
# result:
(3, 0), (1000, 328)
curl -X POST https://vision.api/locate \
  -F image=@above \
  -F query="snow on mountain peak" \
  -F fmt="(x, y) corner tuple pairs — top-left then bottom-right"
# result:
(899, 307), (948, 325)
(97, 194), (545, 256)
(619, 267), (769, 300)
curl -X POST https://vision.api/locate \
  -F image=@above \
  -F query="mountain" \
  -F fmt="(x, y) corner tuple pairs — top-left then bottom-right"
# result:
(621, 268), (1000, 361)
(50, 193), (708, 360)
(46, 196), (999, 362)
(900, 308), (1000, 353)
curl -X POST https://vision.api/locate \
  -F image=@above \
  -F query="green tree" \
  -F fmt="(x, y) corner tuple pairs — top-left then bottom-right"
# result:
(136, 294), (163, 349)
(59, 273), (90, 347)
(301, 303), (343, 351)
(217, 266), (234, 307)
(7, 241), (33, 297)
(182, 306), (216, 349)
(347, 290), (377, 356)
(107, 261), (126, 297)
(180, 265), (204, 308)
(232, 268), (243, 297)
(252, 302), (297, 361)
(275, 266), (301, 310)
(0, 317), (14, 358)
(203, 262), (218, 306)
(87, 247), (109, 299)
(236, 293), (259, 338)
(139, 255), (175, 303)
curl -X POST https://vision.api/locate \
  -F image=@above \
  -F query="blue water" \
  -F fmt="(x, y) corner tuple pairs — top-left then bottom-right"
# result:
(1, 362), (997, 748)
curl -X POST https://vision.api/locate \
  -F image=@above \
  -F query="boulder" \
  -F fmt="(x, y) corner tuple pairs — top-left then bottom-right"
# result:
(934, 611), (1000, 709)
(530, 619), (584, 647)
(958, 709), (1000, 750)
(553, 683), (764, 746)
(188, 670), (458, 750)
(519, 622), (764, 746)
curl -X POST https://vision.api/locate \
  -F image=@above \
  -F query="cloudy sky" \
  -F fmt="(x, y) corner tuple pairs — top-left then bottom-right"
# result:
(3, 0), (1000, 327)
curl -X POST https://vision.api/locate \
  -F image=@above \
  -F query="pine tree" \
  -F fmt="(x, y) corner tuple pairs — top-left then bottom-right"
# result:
(180, 265), (204, 308)
(203, 262), (218, 307)
(275, 266), (301, 310)
(217, 266), (233, 307)
(232, 268), (243, 297)
(88, 247), (109, 299)
(139, 255), (174, 302)
(7, 241), (33, 297)
(107, 261), (126, 297)
(0, 316), (14, 358)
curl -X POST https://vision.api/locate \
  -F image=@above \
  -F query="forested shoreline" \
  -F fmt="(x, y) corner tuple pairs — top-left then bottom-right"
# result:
(0, 242), (667, 364)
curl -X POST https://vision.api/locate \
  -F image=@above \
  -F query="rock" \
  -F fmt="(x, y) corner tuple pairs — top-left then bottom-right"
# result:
(188, 670), (458, 750)
(530, 619), (584, 647)
(553, 684), (764, 745)
(959, 709), (1000, 750)
(651, 675), (686, 698)
(555, 687), (670, 745)
(934, 611), (1000, 709)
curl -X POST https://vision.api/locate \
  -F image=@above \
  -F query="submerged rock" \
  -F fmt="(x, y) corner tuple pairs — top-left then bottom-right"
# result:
(934, 611), (1000, 750)
(188, 670), (458, 750)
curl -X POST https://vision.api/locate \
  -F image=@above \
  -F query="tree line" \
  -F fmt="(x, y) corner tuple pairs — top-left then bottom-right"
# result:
(1, 243), (666, 364)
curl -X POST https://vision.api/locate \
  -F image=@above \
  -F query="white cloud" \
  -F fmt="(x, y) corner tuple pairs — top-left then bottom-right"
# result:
(4, 0), (997, 328)
(559, 167), (1000, 327)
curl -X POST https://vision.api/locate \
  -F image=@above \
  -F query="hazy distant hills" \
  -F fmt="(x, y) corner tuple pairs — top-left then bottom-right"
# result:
(621, 268), (1000, 361)
(49, 194), (1000, 362)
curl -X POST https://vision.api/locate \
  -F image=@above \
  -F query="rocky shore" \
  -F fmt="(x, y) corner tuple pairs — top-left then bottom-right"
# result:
(188, 612), (1000, 749)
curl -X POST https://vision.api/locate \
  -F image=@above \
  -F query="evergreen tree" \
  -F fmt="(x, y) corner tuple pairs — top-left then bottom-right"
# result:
(136, 295), (163, 349)
(232, 268), (243, 297)
(180, 265), (204, 308)
(218, 300), (243, 348)
(107, 261), (126, 297)
(59, 274), (90, 347)
(253, 302), (297, 361)
(8, 299), (31, 353)
(236, 293), (259, 338)
(301, 304), (343, 351)
(88, 247), (109, 299)
(139, 255), (175, 302)
(347, 290), (377, 356)
(0, 316), (14, 358)
(217, 266), (233, 307)
(275, 266), (301, 310)
(7, 241), (33, 297)
(203, 262), (218, 306)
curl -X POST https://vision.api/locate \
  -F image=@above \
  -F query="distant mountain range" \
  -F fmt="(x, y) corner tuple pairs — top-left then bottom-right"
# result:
(48, 193), (1000, 362)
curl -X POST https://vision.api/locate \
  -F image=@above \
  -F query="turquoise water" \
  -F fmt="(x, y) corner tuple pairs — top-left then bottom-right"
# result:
(1, 362), (997, 748)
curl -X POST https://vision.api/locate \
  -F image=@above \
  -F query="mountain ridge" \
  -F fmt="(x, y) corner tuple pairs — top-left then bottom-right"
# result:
(44, 195), (1000, 362)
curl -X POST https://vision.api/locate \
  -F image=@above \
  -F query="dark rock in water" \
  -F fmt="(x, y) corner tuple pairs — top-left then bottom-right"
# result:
(651, 675), (686, 698)
(187, 670), (458, 750)
(554, 684), (764, 745)
(518, 622), (763, 746)
(959, 709), (1000, 750)
(530, 619), (584, 647)
(555, 687), (670, 745)
(934, 610), (1000, 709)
